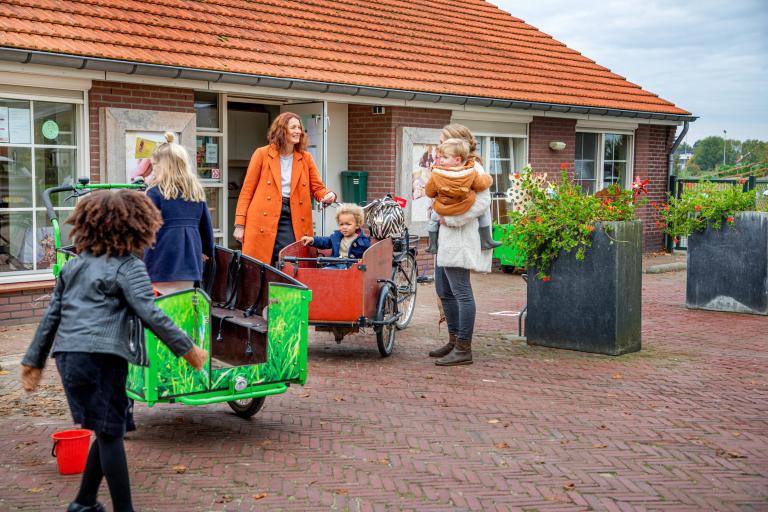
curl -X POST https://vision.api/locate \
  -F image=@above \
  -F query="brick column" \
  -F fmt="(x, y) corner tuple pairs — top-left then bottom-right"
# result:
(634, 124), (676, 252)
(528, 116), (577, 177)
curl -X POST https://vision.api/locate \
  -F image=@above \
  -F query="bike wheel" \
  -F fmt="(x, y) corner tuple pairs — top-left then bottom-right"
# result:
(227, 396), (266, 418)
(375, 285), (397, 357)
(392, 253), (417, 330)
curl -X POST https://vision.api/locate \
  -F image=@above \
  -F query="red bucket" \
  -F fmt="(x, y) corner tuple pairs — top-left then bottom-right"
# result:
(51, 429), (92, 475)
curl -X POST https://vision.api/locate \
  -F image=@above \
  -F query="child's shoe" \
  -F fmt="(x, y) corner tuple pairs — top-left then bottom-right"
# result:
(426, 231), (439, 254)
(479, 225), (502, 250)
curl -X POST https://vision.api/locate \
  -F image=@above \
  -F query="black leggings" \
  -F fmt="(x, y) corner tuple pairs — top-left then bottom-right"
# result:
(75, 432), (133, 512)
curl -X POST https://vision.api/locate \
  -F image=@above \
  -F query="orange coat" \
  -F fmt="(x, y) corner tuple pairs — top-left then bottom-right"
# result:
(235, 144), (330, 263)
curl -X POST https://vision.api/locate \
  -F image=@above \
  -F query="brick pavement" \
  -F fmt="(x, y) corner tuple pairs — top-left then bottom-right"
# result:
(0, 270), (766, 511)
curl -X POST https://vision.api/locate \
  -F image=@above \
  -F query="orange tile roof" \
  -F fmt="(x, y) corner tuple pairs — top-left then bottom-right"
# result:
(0, 0), (690, 115)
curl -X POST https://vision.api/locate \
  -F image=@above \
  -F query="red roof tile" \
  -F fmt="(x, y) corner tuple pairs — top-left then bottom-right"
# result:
(0, 0), (690, 115)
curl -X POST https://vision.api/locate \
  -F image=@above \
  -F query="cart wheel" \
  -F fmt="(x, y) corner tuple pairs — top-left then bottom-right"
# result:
(375, 284), (397, 357)
(227, 396), (266, 418)
(392, 253), (417, 330)
(501, 265), (516, 274)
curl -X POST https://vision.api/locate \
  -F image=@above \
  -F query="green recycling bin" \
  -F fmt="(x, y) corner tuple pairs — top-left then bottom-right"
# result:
(340, 171), (368, 205)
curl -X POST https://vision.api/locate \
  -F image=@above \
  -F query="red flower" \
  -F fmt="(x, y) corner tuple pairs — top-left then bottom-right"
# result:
(694, 204), (702, 212)
(673, 237), (678, 244)
(650, 201), (657, 208)
(513, 173), (521, 180)
(535, 216), (544, 223)
(560, 162), (569, 170)
(726, 216), (735, 223)
(738, 177), (747, 185)
(584, 225), (594, 233)
(541, 276), (552, 282)
(631, 177), (650, 196)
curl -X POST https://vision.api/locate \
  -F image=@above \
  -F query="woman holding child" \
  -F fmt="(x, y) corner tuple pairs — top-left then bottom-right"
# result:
(426, 124), (495, 366)
(233, 112), (337, 264)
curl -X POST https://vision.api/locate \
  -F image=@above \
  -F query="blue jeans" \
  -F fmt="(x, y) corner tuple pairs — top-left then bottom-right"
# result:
(434, 265), (475, 340)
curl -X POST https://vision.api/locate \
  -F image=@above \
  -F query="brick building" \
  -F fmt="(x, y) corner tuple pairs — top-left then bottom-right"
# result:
(0, 0), (694, 324)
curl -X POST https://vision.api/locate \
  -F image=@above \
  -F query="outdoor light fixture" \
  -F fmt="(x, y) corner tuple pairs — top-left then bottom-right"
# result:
(549, 141), (566, 151)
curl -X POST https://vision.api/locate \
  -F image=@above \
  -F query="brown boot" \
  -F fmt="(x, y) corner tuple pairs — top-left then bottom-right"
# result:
(428, 333), (456, 358)
(435, 338), (472, 366)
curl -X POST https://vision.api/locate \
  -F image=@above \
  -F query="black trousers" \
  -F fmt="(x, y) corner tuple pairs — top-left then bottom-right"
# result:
(271, 199), (296, 264)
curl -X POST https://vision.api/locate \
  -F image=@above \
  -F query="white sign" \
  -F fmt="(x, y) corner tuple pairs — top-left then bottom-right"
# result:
(205, 142), (218, 164)
(9, 108), (31, 144)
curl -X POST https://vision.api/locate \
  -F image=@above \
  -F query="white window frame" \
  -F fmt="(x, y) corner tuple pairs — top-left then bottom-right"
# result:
(194, 91), (226, 247)
(0, 92), (86, 284)
(574, 129), (635, 193)
(474, 131), (529, 224)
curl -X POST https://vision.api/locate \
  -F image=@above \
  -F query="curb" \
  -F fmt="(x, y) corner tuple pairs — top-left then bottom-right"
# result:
(644, 262), (686, 274)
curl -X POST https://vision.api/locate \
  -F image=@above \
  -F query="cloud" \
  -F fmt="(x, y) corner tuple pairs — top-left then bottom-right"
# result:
(490, 0), (768, 142)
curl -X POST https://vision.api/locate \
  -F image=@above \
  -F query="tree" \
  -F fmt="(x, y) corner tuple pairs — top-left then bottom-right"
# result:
(738, 139), (768, 165)
(690, 136), (739, 171)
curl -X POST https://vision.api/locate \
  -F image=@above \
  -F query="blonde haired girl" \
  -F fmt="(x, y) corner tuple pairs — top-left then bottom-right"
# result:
(144, 132), (214, 295)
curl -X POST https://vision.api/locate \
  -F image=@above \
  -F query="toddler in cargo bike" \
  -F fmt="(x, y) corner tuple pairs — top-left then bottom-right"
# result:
(299, 203), (371, 268)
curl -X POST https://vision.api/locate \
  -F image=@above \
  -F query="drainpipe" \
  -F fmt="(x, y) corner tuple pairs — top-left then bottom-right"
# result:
(664, 121), (690, 252)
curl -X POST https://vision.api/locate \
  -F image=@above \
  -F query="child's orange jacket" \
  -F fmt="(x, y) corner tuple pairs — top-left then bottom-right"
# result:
(425, 163), (493, 216)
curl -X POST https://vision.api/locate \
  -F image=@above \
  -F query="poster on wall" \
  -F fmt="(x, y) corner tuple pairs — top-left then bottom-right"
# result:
(124, 131), (177, 181)
(410, 143), (438, 224)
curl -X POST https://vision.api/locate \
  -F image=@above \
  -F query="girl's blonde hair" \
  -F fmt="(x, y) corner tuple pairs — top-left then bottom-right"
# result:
(150, 132), (205, 202)
(336, 203), (364, 227)
(441, 123), (481, 164)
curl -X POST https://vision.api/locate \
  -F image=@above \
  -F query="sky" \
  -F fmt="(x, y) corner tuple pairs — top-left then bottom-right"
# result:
(490, 0), (768, 145)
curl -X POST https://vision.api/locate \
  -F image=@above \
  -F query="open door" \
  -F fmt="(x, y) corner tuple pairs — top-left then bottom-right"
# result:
(281, 102), (329, 235)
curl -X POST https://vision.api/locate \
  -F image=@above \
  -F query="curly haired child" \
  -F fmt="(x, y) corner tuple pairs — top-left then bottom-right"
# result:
(21, 189), (208, 512)
(299, 203), (370, 268)
(144, 132), (214, 295)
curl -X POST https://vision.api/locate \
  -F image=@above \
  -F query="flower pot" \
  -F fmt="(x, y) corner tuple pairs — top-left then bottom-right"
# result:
(525, 220), (642, 355)
(686, 211), (768, 315)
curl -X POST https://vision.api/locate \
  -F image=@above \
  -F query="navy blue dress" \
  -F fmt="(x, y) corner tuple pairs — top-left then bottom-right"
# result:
(144, 187), (214, 282)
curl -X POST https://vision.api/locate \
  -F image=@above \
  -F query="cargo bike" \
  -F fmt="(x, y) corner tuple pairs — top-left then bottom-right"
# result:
(277, 196), (419, 357)
(43, 178), (311, 418)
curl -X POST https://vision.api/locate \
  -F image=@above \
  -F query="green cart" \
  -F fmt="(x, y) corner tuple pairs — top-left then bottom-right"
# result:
(44, 179), (311, 418)
(492, 223), (527, 274)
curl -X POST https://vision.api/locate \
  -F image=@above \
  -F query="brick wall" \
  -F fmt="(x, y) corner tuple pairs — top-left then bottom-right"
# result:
(528, 116), (577, 176)
(88, 81), (194, 181)
(634, 124), (676, 251)
(348, 105), (451, 274)
(0, 283), (53, 325)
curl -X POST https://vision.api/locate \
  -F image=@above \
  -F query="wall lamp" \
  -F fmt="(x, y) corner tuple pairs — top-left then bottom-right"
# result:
(549, 141), (566, 151)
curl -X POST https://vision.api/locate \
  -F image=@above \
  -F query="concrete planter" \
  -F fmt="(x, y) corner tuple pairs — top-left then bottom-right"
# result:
(526, 220), (642, 355)
(686, 211), (768, 315)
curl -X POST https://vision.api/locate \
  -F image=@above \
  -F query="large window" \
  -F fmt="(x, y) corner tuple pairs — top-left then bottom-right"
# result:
(476, 135), (527, 224)
(194, 91), (224, 244)
(1, 98), (80, 277)
(575, 132), (633, 194)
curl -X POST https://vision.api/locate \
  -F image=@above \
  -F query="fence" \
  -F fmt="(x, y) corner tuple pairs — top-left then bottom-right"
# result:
(666, 175), (767, 251)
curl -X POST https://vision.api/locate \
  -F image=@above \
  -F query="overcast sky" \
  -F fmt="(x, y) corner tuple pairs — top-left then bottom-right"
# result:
(490, 0), (768, 144)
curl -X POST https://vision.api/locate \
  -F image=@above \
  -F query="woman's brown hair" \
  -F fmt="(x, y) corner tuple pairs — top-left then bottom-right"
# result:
(67, 189), (163, 257)
(267, 112), (308, 153)
(441, 123), (481, 164)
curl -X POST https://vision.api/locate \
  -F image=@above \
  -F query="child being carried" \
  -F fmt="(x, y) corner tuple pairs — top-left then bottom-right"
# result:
(425, 138), (501, 253)
(300, 203), (371, 268)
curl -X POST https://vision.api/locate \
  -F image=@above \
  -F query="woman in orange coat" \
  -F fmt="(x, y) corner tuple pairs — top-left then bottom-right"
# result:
(233, 112), (336, 264)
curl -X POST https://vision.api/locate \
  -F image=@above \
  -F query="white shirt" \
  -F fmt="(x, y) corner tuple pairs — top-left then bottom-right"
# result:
(280, 154), (293, 198)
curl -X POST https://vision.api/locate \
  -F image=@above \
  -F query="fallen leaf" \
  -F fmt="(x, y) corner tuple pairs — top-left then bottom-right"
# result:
(376, 458), (389, 465)
(173, 464), (188, 474)
(333, 397), (345, 402)
(716, 448), (746, 459)
(495, 442), (510, 449)
(611, 373), (622, 379)
(425, 376), (434, 380)
(598, 425), (608, 430)
(27, 488), (43, 493)
(593, 444), (608, 449)
(0, 370), (9, 375)
(300, 393), (311, 398)
(216, 495), (234, 503)
(563, 482), (576, 490)
(487, 419), (500, 424)
(253, 492), (268, 500)
(334, 489), (349, 495)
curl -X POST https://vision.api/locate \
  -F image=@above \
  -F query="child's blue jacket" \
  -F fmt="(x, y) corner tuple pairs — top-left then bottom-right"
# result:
(311, 229), (370, 259)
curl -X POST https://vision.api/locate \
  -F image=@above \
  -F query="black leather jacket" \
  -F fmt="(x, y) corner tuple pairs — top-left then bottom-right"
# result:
(22, 252), (194, 369)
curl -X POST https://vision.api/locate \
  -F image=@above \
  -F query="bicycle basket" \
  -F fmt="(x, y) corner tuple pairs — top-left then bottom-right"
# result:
(365, 196), (406, 239)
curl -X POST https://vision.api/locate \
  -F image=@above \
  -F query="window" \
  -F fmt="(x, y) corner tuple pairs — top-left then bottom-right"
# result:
(476, 135), (527, 224)
(1, 98), (80, 277)
(194, 91), (224, 244)
(575, 132), (633, 194)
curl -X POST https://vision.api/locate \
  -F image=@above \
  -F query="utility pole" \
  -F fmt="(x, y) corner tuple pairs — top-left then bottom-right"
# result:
(723, 129), (727, 166)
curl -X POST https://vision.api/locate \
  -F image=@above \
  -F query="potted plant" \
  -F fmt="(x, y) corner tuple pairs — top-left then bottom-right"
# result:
(507, 165), (647, 355)
(657, 179), (767, 315)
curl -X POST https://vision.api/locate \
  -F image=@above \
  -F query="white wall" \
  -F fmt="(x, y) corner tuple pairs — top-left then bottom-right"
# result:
(323, 102), (348, 234)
